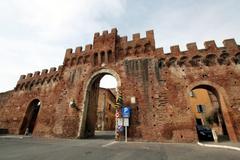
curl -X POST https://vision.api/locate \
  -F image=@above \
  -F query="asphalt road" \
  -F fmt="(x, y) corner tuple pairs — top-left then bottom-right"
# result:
(0, 136), (239, 160)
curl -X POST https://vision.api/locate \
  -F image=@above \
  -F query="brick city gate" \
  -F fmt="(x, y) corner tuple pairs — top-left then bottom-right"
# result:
(0, 28), (240, 142)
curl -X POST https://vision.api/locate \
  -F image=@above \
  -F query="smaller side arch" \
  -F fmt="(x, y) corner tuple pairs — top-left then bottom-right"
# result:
(186, 81), (238, 142)
(19, 99), (41, 135)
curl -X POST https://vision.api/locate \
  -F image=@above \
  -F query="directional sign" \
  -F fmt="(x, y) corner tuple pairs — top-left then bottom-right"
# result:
(122, 106), (131, 118)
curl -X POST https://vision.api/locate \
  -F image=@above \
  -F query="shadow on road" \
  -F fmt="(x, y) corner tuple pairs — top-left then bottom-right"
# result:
(92, 131), (115, 140)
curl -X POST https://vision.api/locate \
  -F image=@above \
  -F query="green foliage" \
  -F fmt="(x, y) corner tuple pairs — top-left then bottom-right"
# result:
(205, 109), (219, 126)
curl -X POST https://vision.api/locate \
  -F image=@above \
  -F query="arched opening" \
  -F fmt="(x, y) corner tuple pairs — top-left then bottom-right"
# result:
(107, 50), (113, 63)
(166, 57), (177, 67)
(100, 51), (105, 64)
(234, 53), (240, 64)
(203, 54), (217, 66)
(19, 99), (41, 135)
(177, 56), (188, 66)
(190, 55), (202, 67)
(77, 57), (83, 65)
(93, 53), (98, 65)
(189, 85), (230, 142)
(158, 58), (165, 69)
(218, 52), (230, 65)
(79, 70), (120, 139)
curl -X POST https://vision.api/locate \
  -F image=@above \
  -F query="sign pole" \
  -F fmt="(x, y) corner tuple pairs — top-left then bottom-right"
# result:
(122, 107), (130, 143)
(125, 126), (127, 142)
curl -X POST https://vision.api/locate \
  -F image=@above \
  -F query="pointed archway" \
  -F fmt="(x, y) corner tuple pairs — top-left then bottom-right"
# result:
(19, 99), (41, 135)
(78, 69), (121, 139)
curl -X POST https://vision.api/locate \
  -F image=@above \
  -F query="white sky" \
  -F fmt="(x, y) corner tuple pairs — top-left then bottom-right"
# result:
(0, 0), (240, 92)
(100, 75), (117, 89)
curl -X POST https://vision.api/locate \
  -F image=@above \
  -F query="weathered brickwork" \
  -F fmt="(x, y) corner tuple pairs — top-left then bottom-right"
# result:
(0, 28), (240, 142)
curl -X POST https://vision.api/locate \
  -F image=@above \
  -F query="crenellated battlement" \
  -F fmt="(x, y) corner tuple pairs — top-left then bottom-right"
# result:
(63, 28), (117, 67)
(15, 65), (63, 91)
(155, 39), (239, 56)
(154, 38), (240, 68)
(63, 28), (157, 68)
(186, 42), (198, 54)
(62, 28), (240, 69)
(117, 30), (155, 50)
(93, 28), (118, 39)
(17, 28), (240, 90)
(64, 44), (93, 58)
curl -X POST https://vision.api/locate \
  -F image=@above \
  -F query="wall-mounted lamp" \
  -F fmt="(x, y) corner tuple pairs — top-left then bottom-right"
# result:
(189, 91), (194, 97)
(69, 99), (80, 111)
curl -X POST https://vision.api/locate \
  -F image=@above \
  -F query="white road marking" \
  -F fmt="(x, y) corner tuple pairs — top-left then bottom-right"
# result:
(197, 142), (240, 151)
(0, 135), (24, 139)
(102, 141), (117, 147)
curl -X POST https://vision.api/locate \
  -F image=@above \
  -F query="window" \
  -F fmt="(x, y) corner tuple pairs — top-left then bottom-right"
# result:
(196, 104), (205, 113)
(196, 118), (202, 125)
(100, 51), (105, 64)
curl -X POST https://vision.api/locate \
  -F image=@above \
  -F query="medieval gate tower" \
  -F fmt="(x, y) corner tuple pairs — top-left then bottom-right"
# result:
(0, 28), (240, 142)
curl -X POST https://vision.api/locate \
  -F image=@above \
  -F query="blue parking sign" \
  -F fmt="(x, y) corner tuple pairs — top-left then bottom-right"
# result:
(122, 106), (131, 118)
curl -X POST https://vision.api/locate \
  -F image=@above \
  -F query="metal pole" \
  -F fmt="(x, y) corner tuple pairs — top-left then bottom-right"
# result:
(125, 126), (127, 142)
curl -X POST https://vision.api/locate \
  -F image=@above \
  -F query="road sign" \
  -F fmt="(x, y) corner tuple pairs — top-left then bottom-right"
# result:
(122, 106), (131, 118)
(123, 118), (129, 127)
(123, 118), (129, 143)
(115, 112), (120, 118)
(117, 118), (123, 126)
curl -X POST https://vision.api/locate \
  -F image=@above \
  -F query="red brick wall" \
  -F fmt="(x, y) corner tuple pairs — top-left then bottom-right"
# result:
(0, 28), (240, 142)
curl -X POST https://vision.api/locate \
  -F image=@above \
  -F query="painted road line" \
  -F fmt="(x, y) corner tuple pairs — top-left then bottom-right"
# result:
(0, 135), (24, 139)
(197, 142), (240, 151)
(102, 141), (118, 147)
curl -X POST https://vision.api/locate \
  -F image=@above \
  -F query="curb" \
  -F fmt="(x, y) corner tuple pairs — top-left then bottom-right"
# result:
(0, 135), (32, 139)
(0, 136), (24, 139)
(197, 142), (240, 151)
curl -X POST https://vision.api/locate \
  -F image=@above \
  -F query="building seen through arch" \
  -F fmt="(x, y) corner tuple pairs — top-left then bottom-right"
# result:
(189, 88), (229, 141)
(95, 88), (116, 131)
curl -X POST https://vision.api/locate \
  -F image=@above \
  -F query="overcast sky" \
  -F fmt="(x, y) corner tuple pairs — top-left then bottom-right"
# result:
(0, 0), (239, 92)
